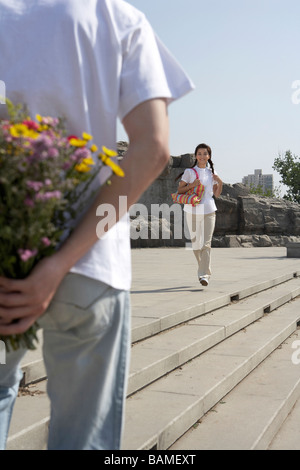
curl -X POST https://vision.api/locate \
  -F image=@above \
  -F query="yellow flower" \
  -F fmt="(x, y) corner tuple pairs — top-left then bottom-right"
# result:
(82, 132), (93, 141)
(69, 138), (87, 147)
(98, 146), (124, 177)
(83, 156), (95, 165)
(75, 156), (95, 173)
(102, 146), (118, 157)
(10, 124), (39, 139)
(10, 124), (27, 137)
(35, 115), (50, 131)
(38, 124), (49, 132)
(90, 144), (98, 153)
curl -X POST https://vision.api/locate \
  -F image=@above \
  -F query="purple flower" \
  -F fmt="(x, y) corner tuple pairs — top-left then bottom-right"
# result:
(30, 135), (56, 160)
(35, 134), (53, 149)
(63, 161), (72, 170)
(35, 190), (62, 201)
(24, 197), (35, 207)
(18, 248), (38, 262)
(71, 147), (90, 162)
(48, 148), (59, 158)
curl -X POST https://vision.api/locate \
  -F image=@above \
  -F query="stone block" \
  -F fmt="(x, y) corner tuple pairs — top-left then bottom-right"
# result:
(286, 243), (300, 258)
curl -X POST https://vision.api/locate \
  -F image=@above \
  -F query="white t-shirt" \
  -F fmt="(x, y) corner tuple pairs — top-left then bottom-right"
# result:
(181, 167), (217, 214)
(0, 0), (194, 290)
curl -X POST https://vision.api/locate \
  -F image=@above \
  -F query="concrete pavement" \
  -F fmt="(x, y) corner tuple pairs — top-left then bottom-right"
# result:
(130, 246), (299, 341)
(6, 246), (300, 450)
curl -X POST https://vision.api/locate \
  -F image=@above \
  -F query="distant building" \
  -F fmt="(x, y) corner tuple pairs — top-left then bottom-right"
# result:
(242, 169), (274, 193)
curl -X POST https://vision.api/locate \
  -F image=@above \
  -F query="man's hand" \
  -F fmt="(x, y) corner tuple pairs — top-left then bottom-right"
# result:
(0, 98), (170, 337)
(0, 255), (66, 335)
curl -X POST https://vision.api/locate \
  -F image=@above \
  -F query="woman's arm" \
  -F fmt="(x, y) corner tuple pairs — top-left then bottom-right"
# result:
(177, 178), (201, 194)
(213, 174), (223, 198)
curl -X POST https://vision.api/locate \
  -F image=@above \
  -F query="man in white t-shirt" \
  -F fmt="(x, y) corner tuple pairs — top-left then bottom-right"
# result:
(0, 0), (194, 450)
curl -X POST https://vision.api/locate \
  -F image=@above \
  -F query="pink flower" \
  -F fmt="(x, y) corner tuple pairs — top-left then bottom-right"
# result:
(18, 248), (38, 262)
(35, 190), (62, 201)
(26, 181), (43, 192)
(41, 237), (51, 247)
(71, 147), (90, 162)
(48, 148), (59, 158)
(41, 116), (59, 126)
(24, 197), (35, 207)
(63, 161), (72, 170)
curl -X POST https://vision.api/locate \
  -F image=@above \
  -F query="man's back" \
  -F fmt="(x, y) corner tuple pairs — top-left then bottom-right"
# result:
(0, 0), (135, 146)
(0, 0), (194, 290)
(0, 0), (194, 450)
(0, 0), (149, 289)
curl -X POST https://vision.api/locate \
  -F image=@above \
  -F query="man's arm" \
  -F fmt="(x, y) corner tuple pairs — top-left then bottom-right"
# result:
(0, 98), (170, 335)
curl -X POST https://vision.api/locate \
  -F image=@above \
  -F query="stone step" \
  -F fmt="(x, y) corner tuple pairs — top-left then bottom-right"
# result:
(122, 296), (300, 450)
(129, 247), (300, 344)
(6, 271), (300, 450)
(20, 330), (46, 386)
(131, 271), (299, 343)
(6, 380), (49, 450)
(128, 278), (300, 395)
(170, 319), (300, 450)
(268, 389), (300, 449)
(19, 271), (299, 387)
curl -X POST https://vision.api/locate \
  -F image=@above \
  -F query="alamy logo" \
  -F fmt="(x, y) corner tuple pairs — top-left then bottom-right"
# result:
(291, 80), (300, 105)
(291, 340), (300, 365)
(0, 341), (6, 365)
(0, 80), (6, 104)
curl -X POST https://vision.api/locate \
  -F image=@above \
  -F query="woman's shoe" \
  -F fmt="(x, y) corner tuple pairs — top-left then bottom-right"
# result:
(199, 276), (209, 286)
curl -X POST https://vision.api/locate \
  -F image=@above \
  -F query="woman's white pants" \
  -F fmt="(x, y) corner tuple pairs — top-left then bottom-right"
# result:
(185, 211), (216, 278)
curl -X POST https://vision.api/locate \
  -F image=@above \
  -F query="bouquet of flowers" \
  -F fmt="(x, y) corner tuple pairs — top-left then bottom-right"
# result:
(0, 99), (124, 351)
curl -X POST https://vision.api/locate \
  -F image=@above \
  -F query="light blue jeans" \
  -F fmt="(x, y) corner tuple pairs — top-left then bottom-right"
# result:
(0, 274), (131, 450)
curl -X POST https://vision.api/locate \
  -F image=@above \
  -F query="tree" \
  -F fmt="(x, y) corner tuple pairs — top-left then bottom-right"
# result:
(248, 184), (281, 198)
(273, 151), (300, 204)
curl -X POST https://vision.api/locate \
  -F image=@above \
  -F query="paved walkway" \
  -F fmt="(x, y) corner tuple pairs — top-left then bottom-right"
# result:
(6, 245), (300, 450)
(130, 246), (300, 341)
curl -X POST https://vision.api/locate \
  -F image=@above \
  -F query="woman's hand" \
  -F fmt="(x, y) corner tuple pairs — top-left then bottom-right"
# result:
(192, 178), (202, 188)
(178, 179), (201, 194)
(0, 254), (67, 335)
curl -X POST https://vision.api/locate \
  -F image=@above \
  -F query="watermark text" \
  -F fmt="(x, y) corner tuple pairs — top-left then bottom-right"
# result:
(0, 80), (5, 104)
(0, 340), (6, 365)
(291, 340), (300, 365)
(291, 80), (300, 105)
(95, 196), (205, 246)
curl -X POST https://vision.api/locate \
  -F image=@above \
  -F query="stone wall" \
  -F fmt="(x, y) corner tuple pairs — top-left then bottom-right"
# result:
(213, 186), (300, 247)
(117, 143), (300, 248)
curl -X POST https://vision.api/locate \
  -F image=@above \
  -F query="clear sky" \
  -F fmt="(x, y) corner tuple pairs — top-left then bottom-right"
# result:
(117, 0), (300, 192)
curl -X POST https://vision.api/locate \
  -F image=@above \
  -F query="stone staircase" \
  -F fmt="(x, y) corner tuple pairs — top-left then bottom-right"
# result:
(7, 265), (300, 450)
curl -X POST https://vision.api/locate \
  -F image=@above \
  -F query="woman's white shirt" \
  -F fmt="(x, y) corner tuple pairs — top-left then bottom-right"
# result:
(181, 167), (217, 214)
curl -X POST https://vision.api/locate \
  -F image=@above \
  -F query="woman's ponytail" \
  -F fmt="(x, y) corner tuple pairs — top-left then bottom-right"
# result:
(208, 158), (215, 174)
